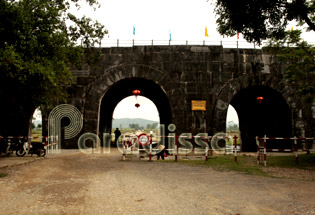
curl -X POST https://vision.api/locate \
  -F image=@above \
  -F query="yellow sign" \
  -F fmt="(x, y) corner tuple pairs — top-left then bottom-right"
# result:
(191, 100), (206, 111)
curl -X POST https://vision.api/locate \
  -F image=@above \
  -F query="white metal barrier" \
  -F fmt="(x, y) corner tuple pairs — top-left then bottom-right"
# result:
(120, 134), (240, 162)
(256, 135), (315, 166)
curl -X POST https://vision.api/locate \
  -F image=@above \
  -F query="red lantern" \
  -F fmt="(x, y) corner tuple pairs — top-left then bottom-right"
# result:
(256, 96), (264, 104)
(132, 89), (141, 96)
(133, 89), (141, 108)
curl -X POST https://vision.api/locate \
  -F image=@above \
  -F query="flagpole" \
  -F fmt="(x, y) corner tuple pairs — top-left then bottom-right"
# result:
(169, 30), (172, 46)
(133, 25), (135, 46)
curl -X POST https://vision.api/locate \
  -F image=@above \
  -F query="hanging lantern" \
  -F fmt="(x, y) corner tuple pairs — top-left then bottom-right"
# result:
(132, 89), (141, 97)
(256, 96), (264, 104)
(133, 89), (141, 108)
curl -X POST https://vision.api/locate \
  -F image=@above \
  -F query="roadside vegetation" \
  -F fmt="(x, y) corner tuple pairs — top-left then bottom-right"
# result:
(31, 126), (42, 143)
(167, 153), (315, 177)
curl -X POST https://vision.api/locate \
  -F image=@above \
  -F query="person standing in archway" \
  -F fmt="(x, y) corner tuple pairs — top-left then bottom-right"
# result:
(114, 128), (121, 146)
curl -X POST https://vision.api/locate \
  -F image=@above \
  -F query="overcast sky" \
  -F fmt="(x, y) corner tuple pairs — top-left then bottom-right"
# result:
(72, 0), (314, 45)
(113, 96), (160, 121)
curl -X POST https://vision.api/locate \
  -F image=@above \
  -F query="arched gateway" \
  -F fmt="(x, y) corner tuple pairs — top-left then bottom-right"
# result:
(57, 46), (313, 151)
(83, 64), (183, 139)
(214, 74), (302, 151)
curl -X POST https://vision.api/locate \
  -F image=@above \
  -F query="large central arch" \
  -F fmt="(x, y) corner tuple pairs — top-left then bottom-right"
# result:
(82, 63), (185, 141)
(99, 77), (171, 134)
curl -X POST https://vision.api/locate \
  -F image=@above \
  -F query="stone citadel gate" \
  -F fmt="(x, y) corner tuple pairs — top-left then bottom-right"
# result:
(59, 45), (313, 151)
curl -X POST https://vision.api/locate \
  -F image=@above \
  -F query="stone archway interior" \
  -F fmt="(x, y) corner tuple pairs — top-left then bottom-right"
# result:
(230, 86), (292, 152)
(99, 78), (172, 136)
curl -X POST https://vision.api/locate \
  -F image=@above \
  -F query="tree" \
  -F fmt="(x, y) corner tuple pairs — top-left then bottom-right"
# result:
(0, 0), (107, 136)
(227, 124), (239, 131)
(146, 123), (158, 130)
(264, 30), (315, 141)
(264, 30), (315, 102)
(151, 123), (158, 129)
(213, 0), (315, 44)
(129, 123), (140, 130)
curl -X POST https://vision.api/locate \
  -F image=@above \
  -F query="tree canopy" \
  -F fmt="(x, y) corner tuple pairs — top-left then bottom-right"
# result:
(264, 30), (315, 102)
(0, 0), (107, 135)
(213, 0), (315, 44)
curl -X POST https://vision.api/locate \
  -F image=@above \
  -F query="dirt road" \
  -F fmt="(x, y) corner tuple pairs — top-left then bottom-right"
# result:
(0, 150), (314, 215)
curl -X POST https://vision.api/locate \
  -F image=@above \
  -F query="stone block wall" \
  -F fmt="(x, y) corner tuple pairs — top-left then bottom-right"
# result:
(60, 45), (313, 149)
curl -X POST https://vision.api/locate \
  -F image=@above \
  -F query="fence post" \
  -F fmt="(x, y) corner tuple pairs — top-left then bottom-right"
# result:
(123, 141), (126, 161)
(175, 135), (178, 162)
(151, 40), (153, 46)
(45, 137), (48, 152)
(132, 39), (134, 47)
(234, 135), (238, 162)
(55, 135), (59, 154)
(294, 136), (299, 164)
(256, 136), (260, 165)
(52, 136), (55, 154)
(117, 39), (119, 47)
(263, 135), (267, 167)
(149, 134), (152, 161)
(205, 146), (208, 161)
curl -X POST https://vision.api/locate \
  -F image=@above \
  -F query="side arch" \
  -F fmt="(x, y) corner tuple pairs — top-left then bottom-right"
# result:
(213, 74), (304, 151)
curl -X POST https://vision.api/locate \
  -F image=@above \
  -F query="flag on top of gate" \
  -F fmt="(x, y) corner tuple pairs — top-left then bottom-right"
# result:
(133, 25), (135, 35)
(169, 30), (172, 41)
(237, 32), (239, 39)
(205, 26), (209, 37)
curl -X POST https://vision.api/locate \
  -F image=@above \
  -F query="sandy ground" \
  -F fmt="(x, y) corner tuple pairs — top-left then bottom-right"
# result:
(0, 149), (314, 215)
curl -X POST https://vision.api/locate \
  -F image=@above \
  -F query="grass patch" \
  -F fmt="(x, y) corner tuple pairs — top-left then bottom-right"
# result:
(31, 131), (43, 143)
(173, 156), (268, 176)
(0, 172), (8, 178)
(167, 153), (315, 176)
(266, 153), (315, 169)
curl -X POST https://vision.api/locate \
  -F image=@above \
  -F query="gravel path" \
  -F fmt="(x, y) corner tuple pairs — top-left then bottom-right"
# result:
(0, 150), (314, 215)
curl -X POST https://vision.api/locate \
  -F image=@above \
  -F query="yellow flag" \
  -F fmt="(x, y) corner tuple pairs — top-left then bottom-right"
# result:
(291, 26), (293, 32)
(205, 26), (209, 37)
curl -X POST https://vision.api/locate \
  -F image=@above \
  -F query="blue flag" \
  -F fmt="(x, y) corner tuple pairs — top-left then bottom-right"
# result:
(169, 30), (172, 41)
(133, 25), (135, 35)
